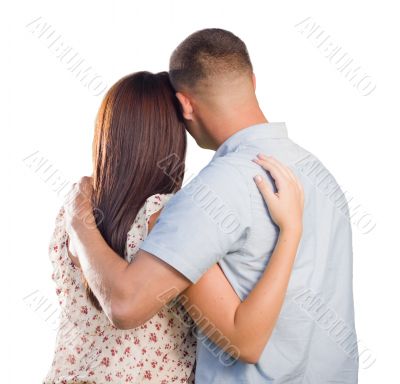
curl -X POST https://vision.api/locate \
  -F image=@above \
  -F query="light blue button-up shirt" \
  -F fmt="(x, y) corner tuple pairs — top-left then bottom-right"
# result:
(141, 123), (358, 383)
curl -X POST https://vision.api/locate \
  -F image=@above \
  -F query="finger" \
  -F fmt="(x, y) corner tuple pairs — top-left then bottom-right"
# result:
(282, 164), (298, 185)
(289, 168), (304, 206)
(79, 176), (91, 188)
(253, 175), (276, 204)
(285, 166), (302, 195)
(259, 156), (301, 197)
(259, 155), (293, 181)
(299, 180), (305, 207)
(79, 176), (93, 197)
(253, 157), (289, 191)
(289, 167), (304, 197)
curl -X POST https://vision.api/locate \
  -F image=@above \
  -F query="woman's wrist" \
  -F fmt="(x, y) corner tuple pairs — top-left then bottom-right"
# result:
(278, 225), (303, 242)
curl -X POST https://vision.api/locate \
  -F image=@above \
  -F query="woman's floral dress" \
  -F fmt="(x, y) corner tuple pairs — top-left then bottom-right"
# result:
(44, 194), (196, 384)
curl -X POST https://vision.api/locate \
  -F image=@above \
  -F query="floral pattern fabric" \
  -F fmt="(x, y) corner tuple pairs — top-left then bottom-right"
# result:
(44, 194), (196, 384)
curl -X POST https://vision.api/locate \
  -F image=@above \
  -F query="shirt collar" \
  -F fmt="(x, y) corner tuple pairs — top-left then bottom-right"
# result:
(213, 122), (288, 159)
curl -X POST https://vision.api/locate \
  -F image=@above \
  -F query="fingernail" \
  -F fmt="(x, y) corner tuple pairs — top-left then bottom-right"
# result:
(254, 175), (263, 183)
(257, 153), (267, 160)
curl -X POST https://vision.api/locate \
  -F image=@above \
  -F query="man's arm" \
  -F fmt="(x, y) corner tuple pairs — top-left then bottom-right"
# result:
(67, 160), (250, 329)
(66, 177), (190, 329)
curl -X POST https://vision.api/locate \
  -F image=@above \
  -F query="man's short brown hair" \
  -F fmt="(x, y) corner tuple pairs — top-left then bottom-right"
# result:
(169, 28), (253, 91)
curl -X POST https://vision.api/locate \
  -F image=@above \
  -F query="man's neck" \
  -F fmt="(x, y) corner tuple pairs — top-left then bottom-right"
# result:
(208, 107), (268, 149)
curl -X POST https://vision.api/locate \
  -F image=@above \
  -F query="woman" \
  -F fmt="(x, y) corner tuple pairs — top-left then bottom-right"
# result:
(45, 71), (303, 383)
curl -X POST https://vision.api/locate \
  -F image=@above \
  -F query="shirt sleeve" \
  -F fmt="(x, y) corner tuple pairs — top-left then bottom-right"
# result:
(140, 158), (252, 283)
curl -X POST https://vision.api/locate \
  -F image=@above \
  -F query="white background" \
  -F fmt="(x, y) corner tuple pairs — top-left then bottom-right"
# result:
(2, 0), (399, 382)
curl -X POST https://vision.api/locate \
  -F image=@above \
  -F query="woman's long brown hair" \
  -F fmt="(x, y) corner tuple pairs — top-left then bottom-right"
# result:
(88, 71), (187, 310)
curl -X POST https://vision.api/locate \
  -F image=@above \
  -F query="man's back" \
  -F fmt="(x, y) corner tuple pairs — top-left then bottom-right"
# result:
(142, 123), (358, 383)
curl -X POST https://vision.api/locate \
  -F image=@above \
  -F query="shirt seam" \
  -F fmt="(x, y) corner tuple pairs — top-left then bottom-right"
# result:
(220, 159), (253, 251)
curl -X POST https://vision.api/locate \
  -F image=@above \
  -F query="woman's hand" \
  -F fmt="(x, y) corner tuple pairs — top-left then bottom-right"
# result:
(253, 154), (304, 235)
(64, 176), (96, 234)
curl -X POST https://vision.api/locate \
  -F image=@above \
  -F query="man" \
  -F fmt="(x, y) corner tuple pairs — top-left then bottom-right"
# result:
(66, 29), (358, 383)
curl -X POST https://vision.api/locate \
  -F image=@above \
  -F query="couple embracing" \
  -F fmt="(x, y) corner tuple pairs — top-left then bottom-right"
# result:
(45, 29), (358, 384)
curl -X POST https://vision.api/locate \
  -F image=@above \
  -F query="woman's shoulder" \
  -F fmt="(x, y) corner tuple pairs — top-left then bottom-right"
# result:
(125, 193), (174, 261)
(142, 193), (174, 216)
(134, 193), (174, 228)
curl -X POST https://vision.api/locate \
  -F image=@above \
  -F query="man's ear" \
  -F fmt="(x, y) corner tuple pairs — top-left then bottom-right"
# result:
(252, 73), (257, 91)
(176, 92), (194, 121)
